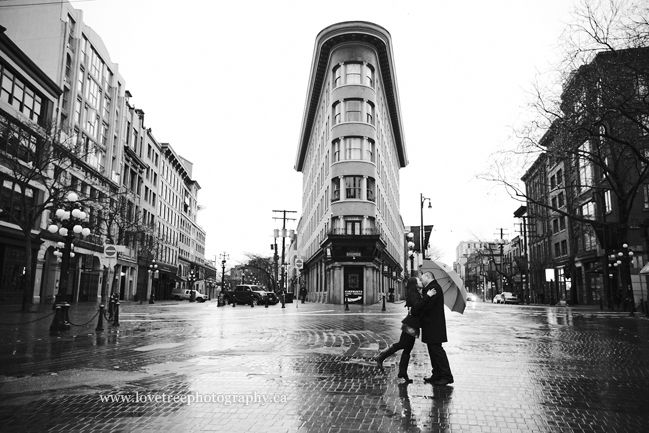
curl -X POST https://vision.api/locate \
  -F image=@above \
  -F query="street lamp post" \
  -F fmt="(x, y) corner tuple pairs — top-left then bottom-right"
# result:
(420, 193), (432, 260)
(148, 260), (158, 304)
(188, 268), (197, 302)
(609, 243), (635, 316)
(47, 192), (91, 334)
(47, 192), (91, 303)
(220, 252), (229, 304)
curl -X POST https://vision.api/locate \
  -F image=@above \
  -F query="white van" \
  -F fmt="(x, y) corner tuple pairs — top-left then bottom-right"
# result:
(171, 288), (209, 302)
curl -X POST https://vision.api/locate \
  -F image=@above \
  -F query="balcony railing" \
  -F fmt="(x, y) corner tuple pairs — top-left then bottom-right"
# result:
(329, 228), (381, 236)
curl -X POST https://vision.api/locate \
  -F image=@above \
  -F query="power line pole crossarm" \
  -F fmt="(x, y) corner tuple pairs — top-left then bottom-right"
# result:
(273, 210), (297, 295)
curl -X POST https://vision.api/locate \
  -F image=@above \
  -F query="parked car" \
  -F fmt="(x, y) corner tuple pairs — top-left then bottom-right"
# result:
(492, 294), (503, 304)
(467, 293), (477, 302)
(501, 292), (520, 304)
(222, 285), (278, 305)
(171, 288), (209, 302)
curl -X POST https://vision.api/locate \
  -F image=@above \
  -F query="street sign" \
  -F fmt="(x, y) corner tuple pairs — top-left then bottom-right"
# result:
(104, 244), (117, 258)
(295, 258), (304, 269)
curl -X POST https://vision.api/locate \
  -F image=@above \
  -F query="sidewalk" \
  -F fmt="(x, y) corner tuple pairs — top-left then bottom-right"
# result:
(1, 298), (645, 347)
(1, 299), (649, 432)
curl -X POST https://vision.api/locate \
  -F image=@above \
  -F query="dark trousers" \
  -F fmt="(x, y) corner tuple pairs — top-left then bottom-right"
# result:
(426, 343), (454, 382)
(384, 331), (416, 375)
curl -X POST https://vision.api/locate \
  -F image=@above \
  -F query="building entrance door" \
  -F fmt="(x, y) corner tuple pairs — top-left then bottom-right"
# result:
(344, 266), (363, 304)
(78, 272), (99, 302)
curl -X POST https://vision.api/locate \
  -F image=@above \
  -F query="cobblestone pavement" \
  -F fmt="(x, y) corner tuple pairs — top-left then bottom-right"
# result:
(1, 300), (648, 432)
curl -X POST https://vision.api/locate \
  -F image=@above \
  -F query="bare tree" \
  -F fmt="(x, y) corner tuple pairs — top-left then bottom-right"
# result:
(95, 189), (146, 246)
(481, 0), (649, 306)
(241, 253), (277, 292)
(0, 117), (104, 310)
(91, 188), (164, 298)
(427, 244), (445, 262)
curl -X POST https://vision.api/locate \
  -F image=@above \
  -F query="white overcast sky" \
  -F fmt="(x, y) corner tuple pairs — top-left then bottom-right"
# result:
(67, 0), (577, 267)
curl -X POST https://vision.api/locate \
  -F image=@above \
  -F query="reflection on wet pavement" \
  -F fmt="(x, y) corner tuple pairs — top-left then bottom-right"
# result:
(1, 301), (648, 432)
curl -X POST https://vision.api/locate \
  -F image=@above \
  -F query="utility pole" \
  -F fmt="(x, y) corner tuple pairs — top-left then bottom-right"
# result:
(273, 210), (297, 294)
(271, 240), (279, 292)
(514, 218), (529, 303)
(495, 228), (508, 294)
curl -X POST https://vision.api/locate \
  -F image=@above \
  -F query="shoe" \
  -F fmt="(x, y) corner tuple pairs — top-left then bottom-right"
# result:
(423, 376), (437, 384)
(397, 372), (413, 383)
(373, 345), (397, 371)
(373, 354), (385, 371)
(432, 378), (453, 386)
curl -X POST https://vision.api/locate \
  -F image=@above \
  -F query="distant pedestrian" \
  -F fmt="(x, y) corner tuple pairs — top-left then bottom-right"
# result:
(373, 277), (424, 383)
(615, 289), (622, 309)
(412, 270), (454, 386)
(300, 286), (307, 303)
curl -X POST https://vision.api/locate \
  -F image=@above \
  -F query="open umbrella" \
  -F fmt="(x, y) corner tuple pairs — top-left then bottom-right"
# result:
(420, 260), (468, 314)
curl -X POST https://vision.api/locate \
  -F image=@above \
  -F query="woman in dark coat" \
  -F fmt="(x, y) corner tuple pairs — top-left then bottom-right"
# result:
(373, 277), (423, 383)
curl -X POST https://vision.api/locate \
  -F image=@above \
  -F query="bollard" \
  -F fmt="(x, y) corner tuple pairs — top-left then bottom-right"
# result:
(149, 291), (155, 304)
(232, 299), (236, 307)
(60, 302), (71, 331)
(265, 296), (269, 308)
(112, 301), (120, 327)
(49, 305), (62, 336)
(95, 304), (105, 332)
(345, 295), (349, 311)
(251, 298), (255, 307)
(382, 293), (386, 312)
(281, 292), (286, 308)
(108, 294), (116, 320)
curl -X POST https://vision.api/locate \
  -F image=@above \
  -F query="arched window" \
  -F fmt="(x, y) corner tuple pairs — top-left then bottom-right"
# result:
(365, 101), (375, 125)
(345, 176), (362, 199)
(332, 140), (340, 162)
(344, 137), (362, 160)
(332, 101), (342, 125)
(365, 64), (375, 88)
(331, 178), (340, 202)
(345, 99), (362, 122)
(345, 63), (361, 84)
(366, 140), (375, 163)
(333, 65), (342, 88)
(367, 177), (376, 202)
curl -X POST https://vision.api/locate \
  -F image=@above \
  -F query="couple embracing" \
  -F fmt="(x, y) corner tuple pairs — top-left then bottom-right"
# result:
(373, 272), (454, 386)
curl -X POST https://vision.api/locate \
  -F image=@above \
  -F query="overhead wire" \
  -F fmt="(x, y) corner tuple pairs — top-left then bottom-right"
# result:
(0, 0), (97, 8)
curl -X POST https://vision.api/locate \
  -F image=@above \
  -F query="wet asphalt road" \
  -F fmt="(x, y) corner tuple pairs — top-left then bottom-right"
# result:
(0, 300), (648, 432)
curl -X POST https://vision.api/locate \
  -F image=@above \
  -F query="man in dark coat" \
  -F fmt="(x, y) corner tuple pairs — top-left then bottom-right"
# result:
(412, 270), (454, 386)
